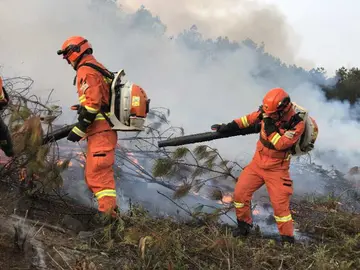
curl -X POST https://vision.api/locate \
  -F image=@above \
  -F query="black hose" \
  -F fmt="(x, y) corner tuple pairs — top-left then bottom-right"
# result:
(42, 123), (77, 145)
(158, 125), (261, 148)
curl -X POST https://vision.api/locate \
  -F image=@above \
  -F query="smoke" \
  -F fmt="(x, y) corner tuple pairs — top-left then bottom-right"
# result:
(116, 0), (313, 67)
(0, 0), (359, 200)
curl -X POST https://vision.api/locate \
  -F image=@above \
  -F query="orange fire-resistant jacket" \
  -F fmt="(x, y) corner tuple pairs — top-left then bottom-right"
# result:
(74, 54), (113, 137)
(234, 106), (306, 169)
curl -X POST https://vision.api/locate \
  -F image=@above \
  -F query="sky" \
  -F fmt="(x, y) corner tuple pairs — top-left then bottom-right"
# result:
(119, 0), (360, 75)
(258, 0), (360, 75)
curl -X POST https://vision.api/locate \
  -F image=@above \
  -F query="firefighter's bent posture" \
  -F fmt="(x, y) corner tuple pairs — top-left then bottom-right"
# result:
(212, 88), (305, 244)
(0, 77), (14, 158)
(57, 36), (118, 217)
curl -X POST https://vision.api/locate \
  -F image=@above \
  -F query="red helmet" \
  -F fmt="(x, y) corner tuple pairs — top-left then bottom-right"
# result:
(262, 87), (291, 114)
(57, 36), (92, 63)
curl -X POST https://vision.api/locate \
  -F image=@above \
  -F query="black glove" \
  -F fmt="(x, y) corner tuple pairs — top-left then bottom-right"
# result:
(263, 117), (277, 136)
(67, 123), (87, 142)
(0, 100), (8, 111)
(77, 106), (97, 126)
(211, 120), (240, 133)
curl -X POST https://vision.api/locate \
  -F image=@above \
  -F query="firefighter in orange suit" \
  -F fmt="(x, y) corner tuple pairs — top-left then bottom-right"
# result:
(212, 88), (305, 244)
(57, 36), (118, 217)
(0, 76), (14, 157)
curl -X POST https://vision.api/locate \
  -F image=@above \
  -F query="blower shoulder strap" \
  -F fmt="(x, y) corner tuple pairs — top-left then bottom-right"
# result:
(77, 62), (115, 80)
(75, 63), (116, 128)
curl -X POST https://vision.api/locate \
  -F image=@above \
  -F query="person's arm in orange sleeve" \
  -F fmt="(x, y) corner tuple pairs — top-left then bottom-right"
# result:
(0, 77), (9, 110)
(0, 87), (4, 101)
(264, 117), (305, 151)
(211, 109), (262, 135)
(0, 87), (8, 110)
(67, 73), (103, 142)
(233, 110), (262, 129)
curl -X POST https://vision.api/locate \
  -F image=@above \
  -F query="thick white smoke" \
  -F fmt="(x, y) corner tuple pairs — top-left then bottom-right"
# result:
(117, 0), (312, 67)
(0, 0), (359, 198)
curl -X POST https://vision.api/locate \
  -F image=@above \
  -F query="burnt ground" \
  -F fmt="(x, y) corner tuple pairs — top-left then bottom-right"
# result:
(0, 178), (359, 269)
(0, 182), (118, 269)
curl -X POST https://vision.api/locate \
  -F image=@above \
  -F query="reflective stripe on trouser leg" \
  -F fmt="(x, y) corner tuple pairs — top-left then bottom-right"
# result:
(233, 201), (245, 209)
(274, 213), (294, 237)
(95, 189), (118, 214)
(233, 201), (250, 223)
(274, 214), (292, 223)
(95, 189), (117, 200)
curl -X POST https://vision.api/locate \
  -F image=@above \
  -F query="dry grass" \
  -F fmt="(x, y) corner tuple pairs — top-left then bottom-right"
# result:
(77, 200), (360, 270)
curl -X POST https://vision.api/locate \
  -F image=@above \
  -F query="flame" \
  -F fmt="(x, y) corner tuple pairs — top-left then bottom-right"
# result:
(57, 160), (73, 167)
(20, 168), (26, 181)
(126, 152), (147, 175)
(19, 168), (40, 181)
(127, 152), (140, 165)
(75, 152), (86, 161)
(71, 151), (86, 167)
(222, 195), (233, 204)
(252, 209), (260, 215)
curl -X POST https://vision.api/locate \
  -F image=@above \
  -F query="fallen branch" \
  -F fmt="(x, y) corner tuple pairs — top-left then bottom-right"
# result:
(10, 214), (66, 233)
(47, 251), (66, 270)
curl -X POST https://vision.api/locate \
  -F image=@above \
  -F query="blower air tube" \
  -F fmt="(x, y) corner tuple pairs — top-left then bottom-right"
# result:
(158, 125), (261, 148)
(42, 123), (261, 148)
(42, 123), (77, 145)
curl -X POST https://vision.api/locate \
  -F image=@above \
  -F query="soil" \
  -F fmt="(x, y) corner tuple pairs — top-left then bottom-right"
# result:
(0, 182), (118, 269)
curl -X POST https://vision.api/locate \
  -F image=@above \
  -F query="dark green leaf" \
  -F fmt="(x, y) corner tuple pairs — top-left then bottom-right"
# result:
(172, 147), (189, 159)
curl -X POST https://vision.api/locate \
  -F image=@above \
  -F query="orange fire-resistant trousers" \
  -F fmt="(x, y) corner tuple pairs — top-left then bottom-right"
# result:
(85, 130), (118, 215)
(233, 161), (294, 236)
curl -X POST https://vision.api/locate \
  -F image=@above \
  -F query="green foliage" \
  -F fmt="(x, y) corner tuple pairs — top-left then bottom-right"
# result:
(152, 158), (175, 177)
(193, 145), (210, 160)
(0, 85), (71, 195)
(191, 166), (207, 179)
(322, 67), (360, 105)
(205, 153), (217, 169)
(153, 143), (239, 200)
(171, 147), (189, 159)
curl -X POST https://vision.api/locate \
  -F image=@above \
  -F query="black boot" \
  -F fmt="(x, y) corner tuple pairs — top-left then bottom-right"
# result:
(93, 206), (120, 227)
(281, 235), (295, 244)
(232, 220), (252, 237)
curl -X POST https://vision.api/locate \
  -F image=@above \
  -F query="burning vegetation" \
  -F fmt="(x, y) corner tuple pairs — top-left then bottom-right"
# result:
(0, 76), (359, 269)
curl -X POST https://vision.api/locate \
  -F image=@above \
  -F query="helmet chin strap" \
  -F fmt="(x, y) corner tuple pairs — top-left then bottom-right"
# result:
(277, 104), (291, 119)
(73, 53), (87, 71)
